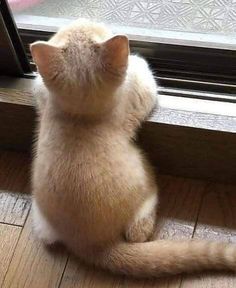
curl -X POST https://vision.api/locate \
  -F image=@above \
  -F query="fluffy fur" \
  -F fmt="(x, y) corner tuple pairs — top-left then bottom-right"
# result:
(31, 19), (236, 277)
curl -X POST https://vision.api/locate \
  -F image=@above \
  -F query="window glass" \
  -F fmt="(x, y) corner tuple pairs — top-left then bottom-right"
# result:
(9, 0), (236, 49)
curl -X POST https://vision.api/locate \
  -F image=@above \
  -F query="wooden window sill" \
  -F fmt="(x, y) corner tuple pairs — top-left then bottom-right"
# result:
(0, 76), (235, 183)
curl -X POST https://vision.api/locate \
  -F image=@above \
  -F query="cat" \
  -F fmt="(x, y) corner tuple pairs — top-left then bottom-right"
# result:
(31, 18), (236, 277)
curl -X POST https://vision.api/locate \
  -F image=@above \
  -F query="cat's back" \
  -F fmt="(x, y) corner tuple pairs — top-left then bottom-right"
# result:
(33, 105), (149, 234)
(34, 106), (145, 192)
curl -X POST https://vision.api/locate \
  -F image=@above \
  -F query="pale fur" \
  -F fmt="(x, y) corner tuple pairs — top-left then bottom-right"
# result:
(32, 200), (58, 245)
(31, 18), (236, 278)
(135, 194), (158, 221)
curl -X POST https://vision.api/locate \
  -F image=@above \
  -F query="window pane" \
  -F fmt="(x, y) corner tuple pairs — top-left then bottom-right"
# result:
(0, 0), (31, 76)
(8, 0), (236, 49)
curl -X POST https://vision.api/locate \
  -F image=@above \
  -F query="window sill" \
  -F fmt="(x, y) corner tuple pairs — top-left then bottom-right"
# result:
(0, 76), (235, 183)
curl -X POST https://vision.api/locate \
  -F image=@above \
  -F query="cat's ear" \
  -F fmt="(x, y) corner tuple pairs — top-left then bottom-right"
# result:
(100, 35), (129, 73)
(30, 41), (61, 75)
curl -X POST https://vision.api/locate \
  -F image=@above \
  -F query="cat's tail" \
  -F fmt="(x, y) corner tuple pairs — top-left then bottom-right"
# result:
(90, 240), (236, 277)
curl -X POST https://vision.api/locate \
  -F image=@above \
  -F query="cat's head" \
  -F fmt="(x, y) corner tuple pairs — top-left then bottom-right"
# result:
(30, 19), (129, 116)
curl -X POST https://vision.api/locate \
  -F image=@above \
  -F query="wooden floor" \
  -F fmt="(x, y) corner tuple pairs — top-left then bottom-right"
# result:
(0, 151), (236, 288)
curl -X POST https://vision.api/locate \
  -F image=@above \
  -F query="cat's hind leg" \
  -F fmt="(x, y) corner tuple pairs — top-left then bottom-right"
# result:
(32, 200), (59, 245)
(125, 194), (158, 243)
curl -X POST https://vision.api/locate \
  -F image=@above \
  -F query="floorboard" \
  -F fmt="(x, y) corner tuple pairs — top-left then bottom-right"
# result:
(0, 151), (31, 225)
(2, 214), (68, 288)
(0, 224), (21, 287)
(181, 183), (236, 287)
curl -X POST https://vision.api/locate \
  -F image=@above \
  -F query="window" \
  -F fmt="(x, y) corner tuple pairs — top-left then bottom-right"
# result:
(11, 0), (236, 48)
(5, 0), (236, 103)
(0, 0), (31, 76)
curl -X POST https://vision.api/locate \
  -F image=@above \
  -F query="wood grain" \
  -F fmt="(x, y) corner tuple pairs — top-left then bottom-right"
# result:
(2, 213), (68, 288)
(0, 101), (35, 151)
(155, 176), (205, 239)
(0, 87), (33, 106)
(0, 151), (31, 225)
(0, 76), (35, 151)
(139, 121), (236, 183)
(0, 151), (30, 191)
(59, 176), (205, 288)
(0, 224), (21, 287)
(181, 183), (236, 287)
(59, 256), (124, 288)
(0, 191), (30, 226)
(151, 106), (236, 133)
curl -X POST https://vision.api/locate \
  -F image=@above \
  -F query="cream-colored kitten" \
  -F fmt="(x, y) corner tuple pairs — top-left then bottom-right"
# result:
(31, 19), (236, 277)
